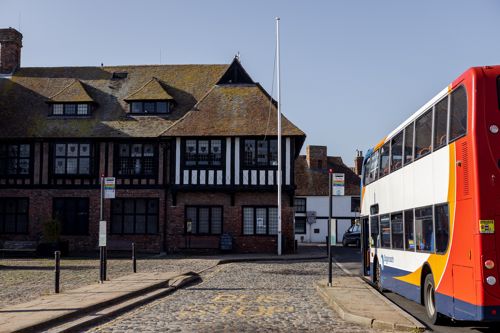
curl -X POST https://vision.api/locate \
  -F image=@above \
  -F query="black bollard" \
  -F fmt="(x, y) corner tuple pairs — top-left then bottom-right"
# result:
(132, 242), (137, 273)
(54, 251), (60, 293)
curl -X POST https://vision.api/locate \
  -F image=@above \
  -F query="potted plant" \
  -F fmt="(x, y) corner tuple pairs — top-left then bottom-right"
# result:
(36, 218), (69, 256)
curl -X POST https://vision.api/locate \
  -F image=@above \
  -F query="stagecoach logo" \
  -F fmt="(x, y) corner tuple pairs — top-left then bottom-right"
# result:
(380, 254), (394, 270)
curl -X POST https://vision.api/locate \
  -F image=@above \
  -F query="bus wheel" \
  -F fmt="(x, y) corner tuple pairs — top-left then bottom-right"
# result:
(424, 274), (440, 324)
(375, 261), (383, 292)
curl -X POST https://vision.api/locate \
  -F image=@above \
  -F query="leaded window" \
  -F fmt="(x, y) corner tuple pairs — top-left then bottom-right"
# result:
(242, 206), (278, 235)
(117, 143), (156, 177)
(111, 198), (158, 234)
(185, 206), (223, 235)
(295, 217), (306, 234)
(129, 101), (170, 114)
(53, 142), (93, 176)
(242, 139), (278, 167)
(183, 139), (223, 167)
(51, 103), (90, 116)
(0, 143), (30, 176)
(0, 198), (28, 234)
(294, 198), (306, 213)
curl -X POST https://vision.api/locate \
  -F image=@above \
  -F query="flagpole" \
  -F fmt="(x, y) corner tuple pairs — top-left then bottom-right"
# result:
(276, 17), (282, 256)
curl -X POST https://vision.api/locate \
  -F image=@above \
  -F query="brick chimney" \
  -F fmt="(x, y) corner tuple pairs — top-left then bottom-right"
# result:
(306, 145), (327, 170)
(0, 28), (23, 74)
(354, 149), (364, 176)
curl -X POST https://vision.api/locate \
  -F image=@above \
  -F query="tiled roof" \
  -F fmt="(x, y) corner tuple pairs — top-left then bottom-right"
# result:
(295, 156), (360, 196)
(124, 77), (174, 101)
(48, 79), (95, 103)
(163, 84), (305, 137)
(0, 64), (228, 138)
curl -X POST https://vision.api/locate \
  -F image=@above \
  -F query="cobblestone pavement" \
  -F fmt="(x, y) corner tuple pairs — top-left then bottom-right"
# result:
(0, 256), (218, 309)
(86, 260), (390, 333)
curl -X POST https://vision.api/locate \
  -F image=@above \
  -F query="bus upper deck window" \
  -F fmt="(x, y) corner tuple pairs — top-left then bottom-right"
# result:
(391, 132), (403, 171)
(404, 123), (414, 164)
(379, 143), (390, 177)
(415, 109), (433, 159)
(434, 97), (448, 150)
(449, 86), (467, 142)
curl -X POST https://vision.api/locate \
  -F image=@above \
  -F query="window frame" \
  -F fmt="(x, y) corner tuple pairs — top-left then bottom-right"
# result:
(0, 197), (29, 234)
(241, 138), (279, 169)
(115, 142), (158, 178)
(182, 138), (225, 169)
(390, 131), (403, 172)
(128, 101), (171, 115)
(50, 103), (91, 117)
(295, 216), (307, 234)
(414, 205), (435, 253)
(51, 142), (95, 177)
(294, 198), (307, 213)
(0, 143), (32, 178)
(184, 205), (224, 235)
(110, 198), (159, 235)
(414, 108), (433, 160)
(390, 212), (404, 250)
(433, 96), (449, 152)
(242, 206), (279, 236)
(53, 197), (89, 236)
(448, 85), (468, 143)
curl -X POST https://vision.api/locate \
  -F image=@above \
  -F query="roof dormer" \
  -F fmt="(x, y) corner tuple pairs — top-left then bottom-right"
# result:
(47, 80), (96, 117)
(124, 77), (175, 115)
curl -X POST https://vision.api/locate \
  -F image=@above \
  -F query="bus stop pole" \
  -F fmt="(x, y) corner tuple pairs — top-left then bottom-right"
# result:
(328, 169), (333, 287)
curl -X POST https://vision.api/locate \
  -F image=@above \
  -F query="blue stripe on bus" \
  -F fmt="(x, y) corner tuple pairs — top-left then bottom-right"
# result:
(371, 262), (500, 321)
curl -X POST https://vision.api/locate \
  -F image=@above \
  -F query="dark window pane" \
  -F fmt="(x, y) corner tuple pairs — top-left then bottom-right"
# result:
(269, 140), (278, 166)
(147, 216), (158, 234)
(211, 207), (222, 234)
(351, 197), (360, 212)
(156, 102), (168, 113)
(186, 207), (197, 233)
(4, 215), (16, 233)
(136, 199), (146, 214)
(391, 213), (404, 250)
(185, 140), (197, 166)
(243, 208), (254, 235)
(370, 216), (379, 247)
(434, 97), (448, 150)
(124, 199), (135, 214)
(111, 215), (122, 234)
(124, 215), (135, 233)
(380, 215), (391, 248)
(77, 104), (89, 115)
(415, 206), (434, 252)
(435, 204), (449, 253)
(295, 217), (306, 234)
(244, 140), (256, 166)
(54, 198), (88, 235)
(404, 210), (414, 251)
(65, 104), (76, 115)
(144, 102), (155, 113)
(450, 86), (467, 141)
(367, 151), (379, 183)
(16, 215), (28, 233)
(404, 124), (414, 164)
(391, 132), (403, 171)
(379, 142), (390, 177)
(135, 216), (146, 234)
(131, 102), (142, 113)
(415, 110), (433, 159)
(257, 140), (268, 166)
(198, 208), (209, 234)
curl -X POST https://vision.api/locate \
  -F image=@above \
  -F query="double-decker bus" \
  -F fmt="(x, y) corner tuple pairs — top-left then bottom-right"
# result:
(360, 65), (500, 323)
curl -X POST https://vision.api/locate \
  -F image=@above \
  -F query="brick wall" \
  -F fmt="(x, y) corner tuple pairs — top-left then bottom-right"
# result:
(166, 191), (295, 254)
(0, 188), (164, 253)
(0, 28), (22, 74)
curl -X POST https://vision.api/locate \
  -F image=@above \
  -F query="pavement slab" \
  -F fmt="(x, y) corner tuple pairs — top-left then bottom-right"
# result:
(316, 276), (426, 332)
(0, 272), (182, 333)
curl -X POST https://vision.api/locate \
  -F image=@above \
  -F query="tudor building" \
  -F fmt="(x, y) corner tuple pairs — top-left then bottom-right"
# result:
(0, 28), (305, 253)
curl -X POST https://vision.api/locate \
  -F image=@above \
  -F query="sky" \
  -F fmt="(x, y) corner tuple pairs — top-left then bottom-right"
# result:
(2, 0), (500, 165)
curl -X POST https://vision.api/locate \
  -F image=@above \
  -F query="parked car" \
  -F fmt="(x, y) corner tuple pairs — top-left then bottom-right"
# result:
(342, 224), (361, 247)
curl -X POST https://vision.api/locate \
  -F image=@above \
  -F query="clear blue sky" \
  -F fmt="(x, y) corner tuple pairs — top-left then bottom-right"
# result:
(2, 0), (500, 165)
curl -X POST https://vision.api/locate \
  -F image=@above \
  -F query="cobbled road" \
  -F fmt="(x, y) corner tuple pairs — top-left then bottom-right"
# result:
(86, 260), (389, 333)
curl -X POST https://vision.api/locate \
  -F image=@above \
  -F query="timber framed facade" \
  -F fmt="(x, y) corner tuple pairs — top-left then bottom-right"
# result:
(0, 28), (305, 253)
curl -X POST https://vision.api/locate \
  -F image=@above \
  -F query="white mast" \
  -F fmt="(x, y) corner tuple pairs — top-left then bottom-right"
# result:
(276, 17), (282, 256)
